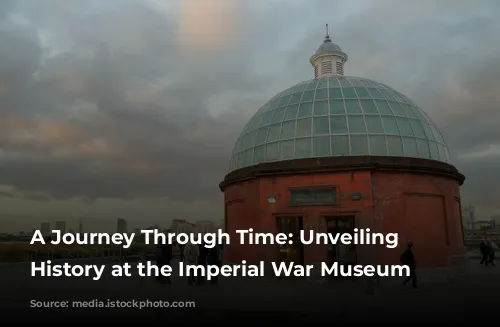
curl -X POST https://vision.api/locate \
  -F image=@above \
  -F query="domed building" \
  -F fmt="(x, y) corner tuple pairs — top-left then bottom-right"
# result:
(220, 29), (467, 277)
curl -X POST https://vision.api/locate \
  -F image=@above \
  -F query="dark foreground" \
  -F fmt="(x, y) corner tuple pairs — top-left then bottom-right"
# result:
(1, 258), (498, 323)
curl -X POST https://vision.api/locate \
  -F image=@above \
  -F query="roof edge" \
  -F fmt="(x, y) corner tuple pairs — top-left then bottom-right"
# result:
(219, 156), (465, 191)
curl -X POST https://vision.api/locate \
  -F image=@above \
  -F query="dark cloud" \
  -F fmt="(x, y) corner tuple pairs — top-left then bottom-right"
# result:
(0, 0), (499, 220)
(0, 0), (263, 205)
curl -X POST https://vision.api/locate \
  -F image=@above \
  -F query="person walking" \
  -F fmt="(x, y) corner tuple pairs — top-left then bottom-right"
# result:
(139, 252), (147, 283)
(183, 241), (199, 285)
(480, 239), (489, 266)
(196, 241), (208, 285)
(156, 242), (172, 284)
(179, 242), (185, 263)
(206, 245), (221, 284)
(400, 242), (417, 288)
(486, 240), (496, 267)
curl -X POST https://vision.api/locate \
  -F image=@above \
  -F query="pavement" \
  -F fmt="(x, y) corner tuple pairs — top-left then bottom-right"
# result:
(1, 257), (499, 322)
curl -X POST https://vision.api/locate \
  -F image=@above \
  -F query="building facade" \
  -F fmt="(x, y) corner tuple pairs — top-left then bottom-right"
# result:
(55, 221), (66, 233)
(195, 220), (216, 234)
(40, 222), (51, 236)
(461, 205), (475, 229)
(220, 29), (467, 275)
(116, 218), (128, 234)
(170, 219), (186, 234)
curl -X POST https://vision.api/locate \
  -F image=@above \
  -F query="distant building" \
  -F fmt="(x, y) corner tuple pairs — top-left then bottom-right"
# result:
(462, 205), (475, 229)
(68, 228), (75, 234)
(491, 215), (500, 229)
(146, 224), (160, 231)
(40, 222), (51, 236)
(219, 219), (224, 232)
(170, 219), (186, 234)
(55, 221), (66, 233)
(78, 220), (83, 234)
(195, 220), (215, 234)
(117, 218), (128, 234)
(133, 227), (140, 235)
(175, 221), (195, 234)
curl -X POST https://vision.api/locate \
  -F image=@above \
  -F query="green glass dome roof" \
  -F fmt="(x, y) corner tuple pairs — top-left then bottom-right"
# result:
(229, 75), (450, 172)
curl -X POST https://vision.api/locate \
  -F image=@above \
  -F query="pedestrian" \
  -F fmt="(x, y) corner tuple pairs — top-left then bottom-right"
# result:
(139, 252), (147, 282)
(400, 242), (417, 288)
(206, 245), (221, 284)
(179, 243), (185, 263)
(156, 242), (172, 284)
(480, 239), (489, 266)
(197, 241), (207, 285)
(219, 243), (224, 265)
(183, 241), (199, 285)
(486, 240), (496, 267)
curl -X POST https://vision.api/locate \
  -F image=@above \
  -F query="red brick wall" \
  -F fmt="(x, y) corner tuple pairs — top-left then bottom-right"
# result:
(224, 170), (466, 269)
(371, 171), (466, 268)
(224, 171), (373, 265)
(224, 179), (260, 263)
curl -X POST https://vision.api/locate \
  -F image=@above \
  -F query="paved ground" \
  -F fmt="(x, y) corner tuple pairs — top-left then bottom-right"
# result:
(1, 257), (498, 322)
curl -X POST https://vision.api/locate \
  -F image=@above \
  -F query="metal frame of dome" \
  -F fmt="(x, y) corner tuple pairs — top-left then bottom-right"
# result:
(228, 30), (451, 173)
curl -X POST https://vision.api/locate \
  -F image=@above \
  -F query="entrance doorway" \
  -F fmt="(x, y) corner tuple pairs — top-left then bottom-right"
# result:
(324, 216), (357, 271)
(276, 216), (304, 266)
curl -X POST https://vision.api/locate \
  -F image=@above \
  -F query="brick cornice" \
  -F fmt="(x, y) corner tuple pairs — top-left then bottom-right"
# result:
(219, 156), (465, 191)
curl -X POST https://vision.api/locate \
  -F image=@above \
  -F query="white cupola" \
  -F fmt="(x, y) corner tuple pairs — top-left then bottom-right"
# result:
(309, 24), (348, 78)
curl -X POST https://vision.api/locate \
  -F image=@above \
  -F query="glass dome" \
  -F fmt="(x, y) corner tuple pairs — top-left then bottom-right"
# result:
(229, 75), (451, 172)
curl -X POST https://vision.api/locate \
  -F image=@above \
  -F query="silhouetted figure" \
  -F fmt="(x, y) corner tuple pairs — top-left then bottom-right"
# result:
(197, 242), (207, 285)
(156, 243), (172, 284)
(206, 245), (221, 284)
(139, 252), (147, 282)
(480, 240), (489, 266)
(183, 242), (199, 285)
(179, 243), (185, 262)
(486, 240), (495, 266)
(400, 242), (417, 288)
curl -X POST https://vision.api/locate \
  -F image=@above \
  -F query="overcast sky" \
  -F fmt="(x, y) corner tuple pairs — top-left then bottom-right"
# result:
(0, 0), (499, 232)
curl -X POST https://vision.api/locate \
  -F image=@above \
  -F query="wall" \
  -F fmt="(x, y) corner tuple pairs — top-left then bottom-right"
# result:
(371, 171), (466, 268)
(224, 179), (260, 263)
(224, 169), (466, 269)
(224, 171), (374, 266)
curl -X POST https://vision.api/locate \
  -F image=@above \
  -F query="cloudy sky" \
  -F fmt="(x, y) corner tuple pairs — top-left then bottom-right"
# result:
(0, 0), (499, 232)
